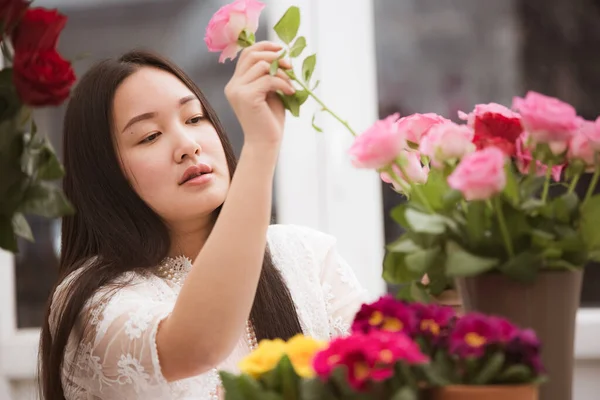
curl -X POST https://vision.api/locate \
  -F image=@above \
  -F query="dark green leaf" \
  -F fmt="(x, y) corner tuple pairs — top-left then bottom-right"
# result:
(19, 182), (74, 218)
(498, 251), (540, 282)
(420, 363), (451, 387)
(219, 371), (244, 400)
(238, 374), (265, 399)
(12, 213), (33, 242)
(432, 350), (458, 383)
(520, 176), (546, 199)
(503, 163), (520, 206)
(390, 203), (409, 227)
(302, 54), (316, 83)
(405, 208), (446, 235)
(396, 281), (432, 303)
(545, 259), (579, 270)
(276, 356), (299, 400)
(445, 241), (499, 277)
(0, 214), (17, 252)
(387, 236), (422, 253)
(541, 192), (579, 223)
(580, 195), (600, 250)
(497, 364), (533, 383)
(290, 36), (306, 57)
(442, 189), (462, 209)
(311, 113), (322, 133)
(273, 6), (301, 44)
(405, 247), (441, 274)
(425, 261), (452, 296)
(278, 93), (300, 117)
(383, 251), (421, 284)
(473, 352), (505, 384)
(300, 378), (335, 400)
(37, 144), (65, 180)
(391, 387), (417, 400)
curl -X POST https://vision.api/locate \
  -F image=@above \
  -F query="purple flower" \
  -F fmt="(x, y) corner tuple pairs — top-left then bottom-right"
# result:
(412, 303), (456, 343)
(507, 328), (545, 374)
(449, 313), (498, 358)
(351, 296), (417, 335)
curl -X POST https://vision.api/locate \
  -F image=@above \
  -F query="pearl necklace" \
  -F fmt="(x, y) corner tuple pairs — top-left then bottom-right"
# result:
(156, 256), (259, 399)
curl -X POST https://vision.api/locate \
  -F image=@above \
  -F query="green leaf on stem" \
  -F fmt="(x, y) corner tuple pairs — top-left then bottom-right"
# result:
(497, 364), (533, 383)
(19, 182), (74, 218)
(520, 176), (546, 199)
(426, 261), (452, 295)
(278, 93), (300, 117)
(0, 214), (17, 252)
(445, 241), (499, 277)
(387, 236), (422, 253)
(273, 6), (301, 44)
(396, 281), (432, 303)
(580, 194), (600, 250)
(473, 352), (505, 385)
(405, 208), (446, 235)
(269, 59), (279, 76)
(12, 213), (33, 241)
(276, 356), (299, 400)
(466, 201), (488, 244)
(418, 169), (447, 211)
(237, 374), (264, 400)
(405, 247), (441, 274)
(289, 36), (306, 57)
(390, 203), (409, 227)
(312, 79), (320, 91)
(383, 251), (421, 284)
(503, 163), (520, 206)
(300, 378), (336, 400)
(302, 54), (316, 83)
(540, 192), (579, 223)
(295, 90), (309, 106)
(311, 113), (323, 133)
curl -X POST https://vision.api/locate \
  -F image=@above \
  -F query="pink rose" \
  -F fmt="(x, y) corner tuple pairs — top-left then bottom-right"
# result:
(584, 117), (600, 152)
(458, 103), (522, 156)
(568, 121), (597, 170)
(205, 0), (265, 63)
(380, 151), (429, 191)
(447, 147), (507, 201)
(419, 122), (475, 168)
(349, 113), (405, 169)
(397, 113), (449, 145)
(511, 91), (578, 154)
(516, 133), (563, 181)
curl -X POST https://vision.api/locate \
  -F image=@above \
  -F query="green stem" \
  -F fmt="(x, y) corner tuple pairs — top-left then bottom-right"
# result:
(394, 160), (435, 214)
(567, 173), (581, 195)
(584, 166), (600, 204)
(494, 196), (514, 258)
(386, 166), (412, 194)
(291, 77), (358, 137)
(541, 161), (553, 203)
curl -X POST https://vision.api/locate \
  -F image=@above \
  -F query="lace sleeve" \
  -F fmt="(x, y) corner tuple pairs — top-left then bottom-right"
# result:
(52, 272), (173, 399)
(290, 225), (368, 338)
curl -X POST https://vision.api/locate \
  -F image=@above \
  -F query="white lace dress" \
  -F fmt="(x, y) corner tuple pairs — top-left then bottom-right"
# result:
(49, 224), (370, 399)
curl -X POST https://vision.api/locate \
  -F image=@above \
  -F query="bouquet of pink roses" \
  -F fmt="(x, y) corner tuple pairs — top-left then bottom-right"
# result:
(348, 96), (600, 298)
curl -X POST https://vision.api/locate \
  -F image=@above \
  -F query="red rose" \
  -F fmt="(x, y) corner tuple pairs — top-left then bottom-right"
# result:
(12, 7), (66, 52)
(13, 49), (76, 106)
(0, 0), (30, 32)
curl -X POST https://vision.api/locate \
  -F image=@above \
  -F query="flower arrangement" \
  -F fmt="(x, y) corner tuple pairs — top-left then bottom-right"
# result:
(219, 296), (544, 399)
(0, 1), (75, 252)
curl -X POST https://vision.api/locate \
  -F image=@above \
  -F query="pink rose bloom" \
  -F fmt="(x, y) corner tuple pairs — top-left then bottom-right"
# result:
(512, 91), (578, 154)
(516, 134), (564, 181)
(205, 0), (265, 63)
(349, 113), (405, 169)
(419, 121), (475, 168)
(568, 121), (597, 171)
(397, 113), (449, 145)
(380, 151), (429, 192)
(584, 117), (600, 152)
(447, 147), (507, 201)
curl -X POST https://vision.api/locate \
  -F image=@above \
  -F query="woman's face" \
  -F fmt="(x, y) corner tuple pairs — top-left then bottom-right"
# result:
(112, 66), (230, 228)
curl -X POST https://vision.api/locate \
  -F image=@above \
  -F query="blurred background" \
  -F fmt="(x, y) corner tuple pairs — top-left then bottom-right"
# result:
(2, 0), (600, 398)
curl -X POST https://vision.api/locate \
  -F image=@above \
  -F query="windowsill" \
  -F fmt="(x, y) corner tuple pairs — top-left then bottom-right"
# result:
(575, 309), (600, 359)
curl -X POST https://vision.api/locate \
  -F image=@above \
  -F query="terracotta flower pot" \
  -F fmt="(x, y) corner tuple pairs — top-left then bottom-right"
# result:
(425, 384), (538, 400)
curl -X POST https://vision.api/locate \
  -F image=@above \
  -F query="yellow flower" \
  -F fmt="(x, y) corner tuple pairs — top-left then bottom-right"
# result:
(238, 338), (286, 378)
(284, 334), (327, 378)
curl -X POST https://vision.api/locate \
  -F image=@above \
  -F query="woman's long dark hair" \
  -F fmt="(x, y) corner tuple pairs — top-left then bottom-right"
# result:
(38, 50), (303, 399)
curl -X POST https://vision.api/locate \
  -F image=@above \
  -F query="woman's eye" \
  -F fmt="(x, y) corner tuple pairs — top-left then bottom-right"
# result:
(187, 115), (204, 124)
(140, 132), (161, 144)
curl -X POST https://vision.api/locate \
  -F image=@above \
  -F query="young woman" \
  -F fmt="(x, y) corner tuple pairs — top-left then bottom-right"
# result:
(38, 41), (367, 399)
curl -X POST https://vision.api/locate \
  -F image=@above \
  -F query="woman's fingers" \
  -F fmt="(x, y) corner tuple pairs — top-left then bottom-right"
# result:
(248, 74), (296, 96)
(236, 41), (283, 72)
(240, 60), (293, 85)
